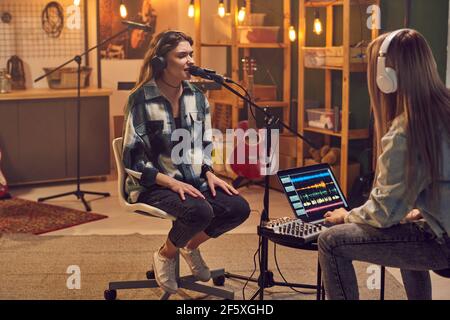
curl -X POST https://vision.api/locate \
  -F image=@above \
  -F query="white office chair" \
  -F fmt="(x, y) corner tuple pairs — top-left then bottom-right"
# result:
(104, 137), (234, 300)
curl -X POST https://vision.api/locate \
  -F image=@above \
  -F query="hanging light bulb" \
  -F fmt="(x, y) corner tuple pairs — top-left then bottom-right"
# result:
(238, 1), (246, 22)
(188, 0), (195, 18)
(120, 1), (127, 18)
(73, 0), (80, 6)
(313, 10), (322, 35)
(218, 0), (225, 18)
(289, 26), (296, 42)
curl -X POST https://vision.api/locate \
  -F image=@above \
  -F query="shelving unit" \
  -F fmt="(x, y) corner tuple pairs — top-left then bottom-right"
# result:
(297, 0), (379, 195)
(194, 0), (292, 178)
(194, 0), (291, 130)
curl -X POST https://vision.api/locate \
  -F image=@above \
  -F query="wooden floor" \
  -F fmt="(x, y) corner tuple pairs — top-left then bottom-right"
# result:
(10, 174), (290, 236)
(9, 174), (450, 300)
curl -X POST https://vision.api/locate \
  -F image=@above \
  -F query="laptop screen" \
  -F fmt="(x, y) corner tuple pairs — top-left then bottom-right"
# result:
(277, 163), (349, 223)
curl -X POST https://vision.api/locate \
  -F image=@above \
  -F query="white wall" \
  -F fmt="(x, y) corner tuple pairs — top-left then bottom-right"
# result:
(101, 59), (141, 162)
(17, 58), (80, 89)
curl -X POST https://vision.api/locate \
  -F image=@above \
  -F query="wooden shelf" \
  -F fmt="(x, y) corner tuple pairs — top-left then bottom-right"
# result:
(0, 88), (112, 101)
(253, 100), (289, 107)
(305, 63), (367, 72)
(237, 43), (287, 49)
(303, 126), (369, 139)
(196, 0), (292, 131)
(298, 0), (380, 195)
(305, 0), (376, 7)
(201, 42), (232, 47)
(305, 0), (341, 6)
(208, 98), (234, 105)
(209, 98), (289, 109)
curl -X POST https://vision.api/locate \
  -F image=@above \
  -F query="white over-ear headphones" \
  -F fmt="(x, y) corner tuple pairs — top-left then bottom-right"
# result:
(376, 28), (410, 94)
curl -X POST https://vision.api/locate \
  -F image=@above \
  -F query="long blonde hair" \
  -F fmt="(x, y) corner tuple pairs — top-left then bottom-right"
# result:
(367, 29), (450, 201)
(131, 30), (193, 94)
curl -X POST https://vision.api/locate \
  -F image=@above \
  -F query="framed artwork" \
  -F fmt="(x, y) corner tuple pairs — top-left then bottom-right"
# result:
(98, 0), (157, 60)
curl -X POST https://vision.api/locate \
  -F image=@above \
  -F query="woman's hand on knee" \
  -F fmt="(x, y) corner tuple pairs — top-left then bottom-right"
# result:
(168, 179), (205, 201)
(324, 207), (349, 224)
(205, 171), (239, 197)
(402, 209), (423, 222)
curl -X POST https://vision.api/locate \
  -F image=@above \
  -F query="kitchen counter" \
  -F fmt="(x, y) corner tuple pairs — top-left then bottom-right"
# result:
(0, 88), (112, 101)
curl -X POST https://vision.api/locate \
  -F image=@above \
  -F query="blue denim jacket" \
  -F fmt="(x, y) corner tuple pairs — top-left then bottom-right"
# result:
(346, 115), (450, 239)
(122, 79), (213, 203)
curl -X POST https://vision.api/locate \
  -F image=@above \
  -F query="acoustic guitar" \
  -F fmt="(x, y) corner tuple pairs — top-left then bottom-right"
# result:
(229, 57), (264, 187)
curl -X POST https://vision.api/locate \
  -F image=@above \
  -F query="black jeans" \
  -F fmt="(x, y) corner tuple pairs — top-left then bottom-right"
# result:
(137, 187), (251, 248)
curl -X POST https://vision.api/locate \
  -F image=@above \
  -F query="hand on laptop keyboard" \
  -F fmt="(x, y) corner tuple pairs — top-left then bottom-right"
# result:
(324, 207), (349, 225)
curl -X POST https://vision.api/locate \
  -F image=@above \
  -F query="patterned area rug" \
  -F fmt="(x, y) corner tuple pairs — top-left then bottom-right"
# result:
(0, 198), (108, 235)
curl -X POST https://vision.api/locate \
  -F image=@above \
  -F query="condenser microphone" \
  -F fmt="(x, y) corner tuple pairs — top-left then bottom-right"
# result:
(188, 65), (231, 84)
(121, 20), (153, 32)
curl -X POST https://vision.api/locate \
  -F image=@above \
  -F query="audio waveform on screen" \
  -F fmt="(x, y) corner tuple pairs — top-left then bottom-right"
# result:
(296, 180), (334, 192)
(291, 173), (342, 212)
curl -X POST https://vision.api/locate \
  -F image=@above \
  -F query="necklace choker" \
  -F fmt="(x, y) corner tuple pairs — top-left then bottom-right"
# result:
(160, 77), (181, 89)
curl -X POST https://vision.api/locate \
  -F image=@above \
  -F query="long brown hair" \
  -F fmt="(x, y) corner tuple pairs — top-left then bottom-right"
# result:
(131, 30), (193, 94)
(367, 29), (450, 201)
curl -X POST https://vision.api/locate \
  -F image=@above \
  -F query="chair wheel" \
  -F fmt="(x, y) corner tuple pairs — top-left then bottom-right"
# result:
(213, 275), (225, 286)
(146, 270), (155, 279)
(104, 289), (117, 300)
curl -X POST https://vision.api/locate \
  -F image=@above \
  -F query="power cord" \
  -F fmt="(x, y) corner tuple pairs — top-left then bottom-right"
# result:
(273, 243), (317, 295)
(242, 234), (262, 300)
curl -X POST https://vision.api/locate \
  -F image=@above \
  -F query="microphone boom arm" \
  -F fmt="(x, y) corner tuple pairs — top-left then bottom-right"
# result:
(35, 27), (130, 82)
(217, 80), (318, 150)
(189, 66), (316, 148)
(207, 72), (319, 301)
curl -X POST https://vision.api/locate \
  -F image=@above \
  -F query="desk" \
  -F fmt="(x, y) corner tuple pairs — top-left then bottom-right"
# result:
(0, 88), (112, 185)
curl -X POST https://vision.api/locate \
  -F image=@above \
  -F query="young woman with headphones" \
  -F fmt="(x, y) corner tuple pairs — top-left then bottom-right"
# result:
(122, 30), (250, 294)
(318, 29), (450, 300)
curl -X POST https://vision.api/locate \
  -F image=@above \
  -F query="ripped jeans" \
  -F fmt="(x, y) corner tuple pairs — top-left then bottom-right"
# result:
(318, 222), (450, 300)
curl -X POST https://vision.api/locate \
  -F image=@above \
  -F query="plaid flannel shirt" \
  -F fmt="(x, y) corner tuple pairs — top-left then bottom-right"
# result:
(122, 79), (213, 203)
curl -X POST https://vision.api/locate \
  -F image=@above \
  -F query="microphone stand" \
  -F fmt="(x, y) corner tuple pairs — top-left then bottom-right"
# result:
(35, 26), (134, 212)
(205, 74), (319, 300)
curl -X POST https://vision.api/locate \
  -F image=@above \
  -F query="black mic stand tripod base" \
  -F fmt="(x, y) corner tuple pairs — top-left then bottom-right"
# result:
(36, 55), (109, 212)
(35, 27), (135, 212)
(225, 116), (321, 300)
(38, 188), (110, 213)
(204, 78), (321, 300)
